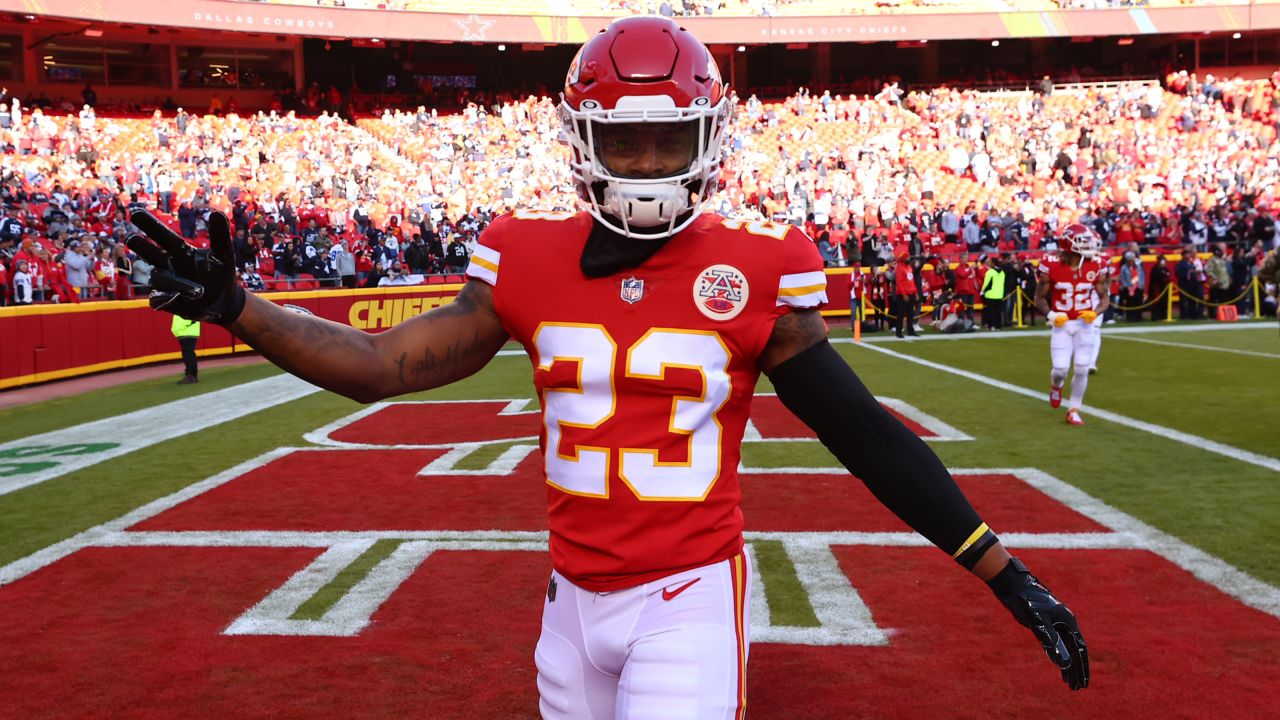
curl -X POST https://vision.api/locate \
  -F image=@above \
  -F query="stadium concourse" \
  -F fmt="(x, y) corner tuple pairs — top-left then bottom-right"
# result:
(1, 69), (1279, 318)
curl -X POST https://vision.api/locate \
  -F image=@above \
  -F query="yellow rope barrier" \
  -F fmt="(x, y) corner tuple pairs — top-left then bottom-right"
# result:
(1110, 284), (1172, 312)
(1171, 278), (1257, 308)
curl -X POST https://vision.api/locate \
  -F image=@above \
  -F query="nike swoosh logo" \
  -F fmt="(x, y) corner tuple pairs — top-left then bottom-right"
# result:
(661, 577), (701, 602)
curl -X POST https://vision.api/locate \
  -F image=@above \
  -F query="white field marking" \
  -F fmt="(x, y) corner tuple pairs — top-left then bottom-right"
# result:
(751, 539), (890, 646)
(417, 443), (540, 476)
(6, 438), (1278, 654)
(224, 539), (545, 637)
(303, 398), (539, 449)
(744, 393), (971, 443)
(875, 397), (972, 441)
(850, 321), (1274, 343)
(744, 542), (770, 633)
(853, 341), (1280, 474)
(0, 446), (297, 586)
(0, 374), (320, 496)
(97, 530), (553, 547)
(1107, 334), (1280, 360)
(224, 540), (379, 636)
(991, 466), (1280, 620)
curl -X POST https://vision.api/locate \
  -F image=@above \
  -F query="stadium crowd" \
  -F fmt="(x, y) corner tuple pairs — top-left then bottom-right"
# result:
(2, 68), (1279, 324)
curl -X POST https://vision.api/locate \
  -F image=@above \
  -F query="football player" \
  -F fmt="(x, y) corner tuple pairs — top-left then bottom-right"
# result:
(127, 17), (1088, 718)
(1035, 223), (1112, 425)
(1084, 248), (1114, 375)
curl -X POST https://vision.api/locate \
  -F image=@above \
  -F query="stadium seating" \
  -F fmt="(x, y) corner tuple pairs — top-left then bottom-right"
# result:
(3, 69), (1277, 307)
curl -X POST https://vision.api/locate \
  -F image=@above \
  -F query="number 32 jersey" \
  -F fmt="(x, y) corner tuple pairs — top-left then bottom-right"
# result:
(467, 210), (827, 592)
(1037, 255), (1111, 319)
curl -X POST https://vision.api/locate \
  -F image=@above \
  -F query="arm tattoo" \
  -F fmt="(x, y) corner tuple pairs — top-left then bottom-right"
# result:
(394, 330), (489, 389)
(772, 309), (829, 349)
(392, 281), (503, 390)
(236, 304), (371, 383)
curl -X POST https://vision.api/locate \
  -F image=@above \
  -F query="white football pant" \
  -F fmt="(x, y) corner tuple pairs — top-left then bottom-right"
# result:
(535, 551), (751, 720)
(1050, 319), (1098, 372)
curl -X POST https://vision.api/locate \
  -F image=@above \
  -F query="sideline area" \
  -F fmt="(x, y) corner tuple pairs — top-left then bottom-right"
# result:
(0, 356), (269, 411)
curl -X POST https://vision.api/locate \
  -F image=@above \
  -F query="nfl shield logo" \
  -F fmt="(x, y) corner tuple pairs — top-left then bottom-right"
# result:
(621, 276), (644, 304)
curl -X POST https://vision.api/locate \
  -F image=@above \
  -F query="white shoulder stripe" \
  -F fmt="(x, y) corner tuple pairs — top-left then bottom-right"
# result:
(776, 290), (828, 308)
(473, 243), (500, 266)
(466, 263), (497, 286)
(779, 270), (826, 289)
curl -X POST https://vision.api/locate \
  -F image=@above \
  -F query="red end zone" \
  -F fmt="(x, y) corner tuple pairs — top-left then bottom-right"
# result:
(129, 448), (1102, 536)
(2, 400), (1278, 719)
(2, 546), (1278, 718)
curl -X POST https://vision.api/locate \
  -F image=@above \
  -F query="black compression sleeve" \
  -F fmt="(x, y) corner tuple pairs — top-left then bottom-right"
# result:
(767, 340), (997, 569)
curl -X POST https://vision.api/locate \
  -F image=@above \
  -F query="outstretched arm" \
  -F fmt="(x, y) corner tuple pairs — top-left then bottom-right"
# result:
(230, 281), (508, 403)
(760, 310), (1088, 690)
(759, 310), (1009, 577)
(128, 209), (509, 403)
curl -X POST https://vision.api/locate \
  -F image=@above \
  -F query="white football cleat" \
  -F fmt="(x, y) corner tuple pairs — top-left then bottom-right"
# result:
(1065, 409), (1085, 426)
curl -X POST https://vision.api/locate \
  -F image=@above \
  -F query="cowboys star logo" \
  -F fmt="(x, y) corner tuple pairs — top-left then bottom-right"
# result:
(455, 14), (495, 41)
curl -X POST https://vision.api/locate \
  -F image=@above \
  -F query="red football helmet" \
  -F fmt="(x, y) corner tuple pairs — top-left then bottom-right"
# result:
(560, 16), (732, 239)
(1059, 222), (1101, 259)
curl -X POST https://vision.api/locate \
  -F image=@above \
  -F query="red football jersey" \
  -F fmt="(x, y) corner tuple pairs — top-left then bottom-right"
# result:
(467, 210), (827, 591)
(1037, 254), (1110, 319)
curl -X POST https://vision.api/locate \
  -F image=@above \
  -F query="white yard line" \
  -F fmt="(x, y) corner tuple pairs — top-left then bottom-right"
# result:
(0, 447), (297, 586)
(1106, 335), (1280, 360)
(850, 341), (1280, 474)
(3, 441), (1277, 642)
(855, 321), (1274, 343)
(0, 375), (321, 496)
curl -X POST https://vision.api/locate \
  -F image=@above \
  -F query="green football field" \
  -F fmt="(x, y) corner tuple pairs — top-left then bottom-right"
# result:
(1, 319), (1278, 718)
(8, 321), (1276, 585)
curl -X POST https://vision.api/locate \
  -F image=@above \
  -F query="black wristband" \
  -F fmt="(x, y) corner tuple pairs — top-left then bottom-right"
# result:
(953, 524), (1000, 571)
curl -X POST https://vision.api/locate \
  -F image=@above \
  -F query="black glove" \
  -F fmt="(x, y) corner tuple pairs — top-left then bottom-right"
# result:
(126, 210), (246, 326)
(987, 557), (1090, 691)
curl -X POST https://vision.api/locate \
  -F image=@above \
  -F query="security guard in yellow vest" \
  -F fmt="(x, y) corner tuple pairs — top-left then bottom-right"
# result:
(171, 315), (201, 384)
(980, 255), (1006, 331)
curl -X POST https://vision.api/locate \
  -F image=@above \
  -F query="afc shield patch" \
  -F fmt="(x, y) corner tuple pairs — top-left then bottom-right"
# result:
(693, 264), (749, 321)
(620, 276), (644, 304)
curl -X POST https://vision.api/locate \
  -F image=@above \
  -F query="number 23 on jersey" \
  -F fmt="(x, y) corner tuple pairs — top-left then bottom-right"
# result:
(532, 322), (731, 503)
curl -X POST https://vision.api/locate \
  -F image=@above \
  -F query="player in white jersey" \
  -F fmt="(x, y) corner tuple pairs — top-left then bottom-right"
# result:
(1034, 224), (1112, 426)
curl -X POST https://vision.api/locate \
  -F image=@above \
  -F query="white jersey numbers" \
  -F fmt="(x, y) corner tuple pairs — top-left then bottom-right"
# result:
(1053, 282), (1096, 313)
(533, 324), (617, 498)
(532, 324), (732, 502)
(720, 218), (790, 240)
(621, 330), (731, 501)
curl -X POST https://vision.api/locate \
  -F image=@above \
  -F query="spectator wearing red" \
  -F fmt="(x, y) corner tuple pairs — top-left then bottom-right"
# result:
(953, 256), (978, 322)
(892, 252), (920, 339)
(113, 244), (133, 300)
(93, 246), (115, 300)
(47, 251), (79, 304)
